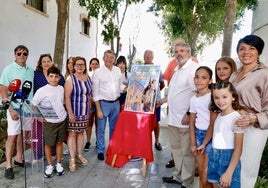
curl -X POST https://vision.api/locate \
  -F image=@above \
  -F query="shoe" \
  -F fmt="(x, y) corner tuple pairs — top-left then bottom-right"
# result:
(84, 142), (91, 152)
(181, 185), (187, 188)
(165, 159), (175, 168)
(14, 160), (24, 167)
(5, 168), (14, 179)
(55, 162), (65, 176)
(155, 143), (162, 151)
(97, 153), (104, 161)
(162, 176), (181, 184)
(44, 164), (54, 178)
(63, 149), (69, 155)
(69, 158), (76, 172)
(76, 155), (88, 165)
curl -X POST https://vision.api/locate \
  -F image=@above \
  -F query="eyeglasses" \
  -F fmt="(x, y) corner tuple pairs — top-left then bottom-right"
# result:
(75, 63), (85, 67)
(16, 52), (28, 57)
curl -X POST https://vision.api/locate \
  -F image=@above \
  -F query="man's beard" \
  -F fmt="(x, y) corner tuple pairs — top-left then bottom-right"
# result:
(176, 57), (189, 65)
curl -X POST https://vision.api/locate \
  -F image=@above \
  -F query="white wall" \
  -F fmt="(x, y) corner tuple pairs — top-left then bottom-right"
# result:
(252, 0), (268, 65)
(0, 1), (98, 75)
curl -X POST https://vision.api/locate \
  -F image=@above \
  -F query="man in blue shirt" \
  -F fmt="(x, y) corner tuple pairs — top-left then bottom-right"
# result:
(0, 45), (34, 179)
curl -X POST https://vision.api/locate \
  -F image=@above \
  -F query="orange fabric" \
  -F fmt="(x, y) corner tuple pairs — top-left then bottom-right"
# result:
(163, 57), (198, 84)
(162, 59), (177, 83)
(105, 110), (156, 168)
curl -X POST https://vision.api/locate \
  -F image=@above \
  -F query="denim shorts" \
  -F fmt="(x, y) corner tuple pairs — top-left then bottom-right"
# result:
(207, 148), (241, 187)
(195, 128), (212, 154)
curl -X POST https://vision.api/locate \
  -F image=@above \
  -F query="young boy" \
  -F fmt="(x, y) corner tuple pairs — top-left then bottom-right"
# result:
(31, 66), (67, 178)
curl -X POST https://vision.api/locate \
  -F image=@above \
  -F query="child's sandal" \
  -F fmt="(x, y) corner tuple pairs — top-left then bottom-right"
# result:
(76, 155), (88, 166)
(69, 158), (76, 172)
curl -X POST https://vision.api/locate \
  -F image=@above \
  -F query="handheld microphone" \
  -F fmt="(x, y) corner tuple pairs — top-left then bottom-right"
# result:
(2, 79), (21, 109)
(21, 80), (32, 101)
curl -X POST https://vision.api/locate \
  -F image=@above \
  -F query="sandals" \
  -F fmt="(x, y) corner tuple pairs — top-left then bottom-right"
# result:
(69, 158), (76, 172)
(76, 155), (88, 166)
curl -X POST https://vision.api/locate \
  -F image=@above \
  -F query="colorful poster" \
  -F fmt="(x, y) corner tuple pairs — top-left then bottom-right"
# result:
(124, 65), (160, 114)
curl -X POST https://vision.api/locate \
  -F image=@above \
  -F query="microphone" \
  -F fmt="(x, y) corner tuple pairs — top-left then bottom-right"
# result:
(8, 79), (22, 93)
(2, 79), (21, 109)
(21, 80), (32, 101)
(11, 89), (23, 101)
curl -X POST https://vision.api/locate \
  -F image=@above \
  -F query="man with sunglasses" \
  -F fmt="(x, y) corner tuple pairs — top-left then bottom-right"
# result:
(0, 45), (34, 179)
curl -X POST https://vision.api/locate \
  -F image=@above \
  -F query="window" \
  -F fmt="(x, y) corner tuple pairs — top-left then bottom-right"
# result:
(26, 0), (44, 13)
(80, 14), (90, 37)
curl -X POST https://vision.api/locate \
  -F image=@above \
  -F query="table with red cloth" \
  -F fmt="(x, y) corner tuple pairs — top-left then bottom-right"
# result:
(105, 110), (157, 168)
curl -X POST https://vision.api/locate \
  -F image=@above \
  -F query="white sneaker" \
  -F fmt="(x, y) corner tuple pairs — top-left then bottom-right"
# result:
(55, 162), (65, 176)
(44, 164), (54, 178)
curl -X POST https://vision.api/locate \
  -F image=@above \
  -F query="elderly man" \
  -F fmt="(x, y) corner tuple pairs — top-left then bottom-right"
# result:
(143, 50), (165, 151)
(162, 42), (199, 188)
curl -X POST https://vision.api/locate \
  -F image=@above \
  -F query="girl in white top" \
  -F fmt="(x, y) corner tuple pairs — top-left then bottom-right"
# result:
(115, 56), (130, 111)
(208, 81), (245, 188)
(189, 66), (217, 188)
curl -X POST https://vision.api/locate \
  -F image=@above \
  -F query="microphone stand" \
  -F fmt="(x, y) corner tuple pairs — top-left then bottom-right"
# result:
(18, 98), (27, 188)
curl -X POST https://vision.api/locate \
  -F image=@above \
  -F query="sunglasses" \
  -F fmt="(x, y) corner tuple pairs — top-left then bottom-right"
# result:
(16, 52), (28, 57)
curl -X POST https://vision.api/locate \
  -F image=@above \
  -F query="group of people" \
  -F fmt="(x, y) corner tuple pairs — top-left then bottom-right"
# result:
(161, 35), (268, 188)
(0, 48), (132, 179)
(0, 34), (267, 188)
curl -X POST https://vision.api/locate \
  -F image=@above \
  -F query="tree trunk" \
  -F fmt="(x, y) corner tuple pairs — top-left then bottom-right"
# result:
(54, 0), (69, 71)
(221, 0), (237, 57)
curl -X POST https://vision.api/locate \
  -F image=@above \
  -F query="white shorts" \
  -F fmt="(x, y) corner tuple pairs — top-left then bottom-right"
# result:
(7, 111), (32, 136)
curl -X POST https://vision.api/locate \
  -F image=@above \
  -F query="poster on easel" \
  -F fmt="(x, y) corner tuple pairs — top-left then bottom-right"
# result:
(124, 65), (160, 114)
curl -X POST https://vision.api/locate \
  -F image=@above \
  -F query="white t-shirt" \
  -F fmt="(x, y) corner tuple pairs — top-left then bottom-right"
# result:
(212, 111), (244, 149)
(167, 59), (199, 128)
(31, 84), (67, 123)
(189, 92), (211, 130)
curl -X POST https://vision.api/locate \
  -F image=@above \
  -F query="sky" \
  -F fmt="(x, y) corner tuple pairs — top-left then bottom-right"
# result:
(120, 1), (252, 72)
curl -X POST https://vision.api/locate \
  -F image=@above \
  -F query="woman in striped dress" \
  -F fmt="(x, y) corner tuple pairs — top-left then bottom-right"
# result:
(64, 56), (92, 172)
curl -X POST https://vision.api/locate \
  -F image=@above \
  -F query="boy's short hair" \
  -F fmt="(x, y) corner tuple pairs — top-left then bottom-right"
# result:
(47, 66), (61, 76)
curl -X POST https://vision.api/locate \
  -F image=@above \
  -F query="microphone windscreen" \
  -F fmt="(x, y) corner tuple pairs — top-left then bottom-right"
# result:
(8, 79), (21, 93)
(22, 80), (32, 99)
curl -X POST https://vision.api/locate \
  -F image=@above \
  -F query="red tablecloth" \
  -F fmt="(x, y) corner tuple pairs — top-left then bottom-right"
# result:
(105, 110), (156, 168)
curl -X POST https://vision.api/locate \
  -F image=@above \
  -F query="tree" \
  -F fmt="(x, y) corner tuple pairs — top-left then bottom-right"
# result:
(151, 0), (257, 56)
(78, 0), (143, 58)
(222, 0), (237, 56)
(222, 0), (257, 56)
(54, 0), (70, 71)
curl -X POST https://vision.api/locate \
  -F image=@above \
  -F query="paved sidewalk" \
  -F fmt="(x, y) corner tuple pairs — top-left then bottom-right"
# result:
(0, 108), (199, 188)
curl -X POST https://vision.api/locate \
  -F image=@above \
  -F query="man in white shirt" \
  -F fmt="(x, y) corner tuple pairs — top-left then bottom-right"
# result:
(92, 50), (125, 161)
(162, 42), (199, 188)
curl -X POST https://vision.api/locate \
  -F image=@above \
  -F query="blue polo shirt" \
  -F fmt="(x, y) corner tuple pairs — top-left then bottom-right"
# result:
(0, 62), (34, 108)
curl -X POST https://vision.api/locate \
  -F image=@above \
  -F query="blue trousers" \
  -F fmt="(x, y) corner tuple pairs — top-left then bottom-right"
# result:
(97, 100), (120, 153)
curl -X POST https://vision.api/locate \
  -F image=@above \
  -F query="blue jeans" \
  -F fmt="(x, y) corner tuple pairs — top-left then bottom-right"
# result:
(97, 100), (120, 153)
(207, 148), (241, 188)
(195, 128), (212, 154)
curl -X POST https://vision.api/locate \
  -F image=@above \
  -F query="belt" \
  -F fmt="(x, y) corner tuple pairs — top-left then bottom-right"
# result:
(100, 98), (119, 103)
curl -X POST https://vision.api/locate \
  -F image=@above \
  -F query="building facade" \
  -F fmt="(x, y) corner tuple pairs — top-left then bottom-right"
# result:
(252, 0), (268, 64)
(0, 0), (99, 75)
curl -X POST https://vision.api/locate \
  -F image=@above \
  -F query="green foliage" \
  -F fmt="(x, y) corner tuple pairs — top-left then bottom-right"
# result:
(151, 0), (257, 56)
(78, 0), (144, 46)
(0, 105), (6, 132)
(259, 141), (268, 178)
(255, 176), (268, 188)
